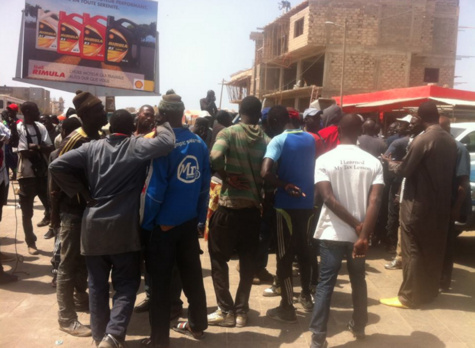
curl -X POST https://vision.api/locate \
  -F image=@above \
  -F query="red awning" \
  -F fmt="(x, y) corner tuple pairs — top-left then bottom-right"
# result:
(333, 85), (475, 113)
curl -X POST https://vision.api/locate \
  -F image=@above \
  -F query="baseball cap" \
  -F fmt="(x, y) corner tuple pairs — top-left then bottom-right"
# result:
(7, 104), (18, 112)
(396, 115), (413, 123)
(303, 108), (321, 119)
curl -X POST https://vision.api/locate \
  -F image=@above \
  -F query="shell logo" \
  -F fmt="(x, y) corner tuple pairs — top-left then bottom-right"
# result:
(135, 80), (144, 89)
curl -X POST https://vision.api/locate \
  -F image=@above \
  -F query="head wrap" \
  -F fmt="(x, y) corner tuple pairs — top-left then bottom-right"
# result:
(286, 107), (300, 121)
(73, 90), (102, 116)
(159, 91), (185, 113)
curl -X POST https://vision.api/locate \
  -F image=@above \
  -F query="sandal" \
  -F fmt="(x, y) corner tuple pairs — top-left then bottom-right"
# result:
(140, 338), (152, 346)
(172, 321), (204, 339)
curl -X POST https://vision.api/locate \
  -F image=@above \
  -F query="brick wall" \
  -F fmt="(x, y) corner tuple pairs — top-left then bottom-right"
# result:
(288, 7), (310, 52)
(250, 0), (459, 101)
(305, 0), (458, 96)
(324, 51), (408, 96)
(409, 56), (455, 88)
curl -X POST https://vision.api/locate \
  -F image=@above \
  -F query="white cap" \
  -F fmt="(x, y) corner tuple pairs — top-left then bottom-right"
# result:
(303, 108), (321, 118)
(396, 115), (413, 123)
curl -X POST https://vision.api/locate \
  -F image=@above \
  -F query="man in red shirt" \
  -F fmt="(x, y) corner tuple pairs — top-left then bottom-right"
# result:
(318, 104), (343, 153)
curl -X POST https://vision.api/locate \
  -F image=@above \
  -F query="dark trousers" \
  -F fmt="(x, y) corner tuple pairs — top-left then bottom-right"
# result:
(275, 209), (312, 309)
(208, 206), (260, 314)
(309, 208), (320, 287)
(398, 222), (447, 308)
(140, 228), (183, 309)
(374, 184), (389, 244)
(86, 251), (141, 342)
(146, 219), (207, 347)
(441, 221), (457, 289)
(386, 181), (400, 246)
(56, 213), (88, 325)
(18, 177), (50, 247)
(0, 181), (8, 221)
(309, 241), (367, 347)
(5, 145), (18, 175)
(256, 206), (276, 271)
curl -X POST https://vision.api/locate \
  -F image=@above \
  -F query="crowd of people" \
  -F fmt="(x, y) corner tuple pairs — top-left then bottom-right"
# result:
(0, 90), (467, 348)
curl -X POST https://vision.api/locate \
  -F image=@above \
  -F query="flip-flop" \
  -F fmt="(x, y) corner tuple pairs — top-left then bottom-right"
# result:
(140, 338), (152, 346)
(172, 321), (204, 339)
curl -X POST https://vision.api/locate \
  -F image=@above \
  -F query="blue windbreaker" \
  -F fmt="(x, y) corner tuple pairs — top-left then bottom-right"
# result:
(141, 127), (211, 230)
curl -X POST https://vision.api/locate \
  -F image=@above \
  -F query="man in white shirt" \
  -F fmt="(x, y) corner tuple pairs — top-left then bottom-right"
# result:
(17, 102), (53, 255)
(309, 114), (384, 348)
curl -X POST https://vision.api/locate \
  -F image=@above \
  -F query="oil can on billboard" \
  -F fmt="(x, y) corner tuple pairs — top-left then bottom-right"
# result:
(24, 0), (158, 92)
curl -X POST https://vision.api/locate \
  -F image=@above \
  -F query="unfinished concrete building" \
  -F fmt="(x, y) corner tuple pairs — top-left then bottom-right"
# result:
(226, 0), (459, 111)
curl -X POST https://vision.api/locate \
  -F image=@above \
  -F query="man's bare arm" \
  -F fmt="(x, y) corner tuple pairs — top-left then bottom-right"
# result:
(316, 181), (362, 232)
(353, 184), (384, 258)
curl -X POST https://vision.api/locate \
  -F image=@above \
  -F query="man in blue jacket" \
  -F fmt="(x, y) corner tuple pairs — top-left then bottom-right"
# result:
(142, 91), (210, 347)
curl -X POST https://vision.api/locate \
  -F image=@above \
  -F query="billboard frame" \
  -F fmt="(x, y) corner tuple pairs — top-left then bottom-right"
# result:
(14, 8), (160, 97)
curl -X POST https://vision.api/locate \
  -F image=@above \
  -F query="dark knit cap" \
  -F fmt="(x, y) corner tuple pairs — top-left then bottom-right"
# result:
(159, 90), (185, 113)
(417, 101), (439, 123)
(73, 90), (102, 115)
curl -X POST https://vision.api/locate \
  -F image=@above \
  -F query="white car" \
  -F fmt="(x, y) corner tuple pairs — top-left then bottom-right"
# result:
(450, 123), (475, 233)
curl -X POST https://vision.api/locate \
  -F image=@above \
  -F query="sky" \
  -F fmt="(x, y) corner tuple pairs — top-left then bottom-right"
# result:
(0, 0), (474, 113)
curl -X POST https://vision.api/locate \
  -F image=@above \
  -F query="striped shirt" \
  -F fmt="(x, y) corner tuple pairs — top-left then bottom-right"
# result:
(210, 123), (270, 209)
(53, 127), (98, 214)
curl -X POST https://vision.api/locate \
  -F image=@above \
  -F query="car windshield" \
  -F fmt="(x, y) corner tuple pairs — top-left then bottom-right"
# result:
(451, 127), (465, 139)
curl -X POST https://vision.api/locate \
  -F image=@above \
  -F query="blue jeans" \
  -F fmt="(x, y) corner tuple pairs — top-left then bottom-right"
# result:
(86, 252), (141, 342)
(309, 240), (367, 348)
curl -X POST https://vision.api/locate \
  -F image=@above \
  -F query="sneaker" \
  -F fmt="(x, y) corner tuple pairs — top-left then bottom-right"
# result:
(266, 306), (297, 324)
(207, 309), (235, 327)
(347, 319), (365, 339)
(44, 228), (55, 239)
(37, 217), (51, 227)
(134, 298), (150, 313)
(0, 271), (18, 284)
(384, 258), (402, 270)
(254, 268), (274, 285)
(28, 245), (39, 255)
(236, 313), (247, 328)
(298, 292), (314, 312)
(262, 284), (281, 297)
(59, 320), (92, 337)
(98, 334), (125, 348)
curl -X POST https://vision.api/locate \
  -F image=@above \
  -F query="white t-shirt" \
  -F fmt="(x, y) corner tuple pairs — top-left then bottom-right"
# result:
(17, 122), (52, 179)
(314, 144), (384, 243)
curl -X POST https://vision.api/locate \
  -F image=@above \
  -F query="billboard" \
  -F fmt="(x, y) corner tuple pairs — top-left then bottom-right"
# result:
(22, 0), (158, 93)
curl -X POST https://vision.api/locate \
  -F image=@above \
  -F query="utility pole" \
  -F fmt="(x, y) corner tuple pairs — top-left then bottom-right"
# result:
(218, 78), (225, 109)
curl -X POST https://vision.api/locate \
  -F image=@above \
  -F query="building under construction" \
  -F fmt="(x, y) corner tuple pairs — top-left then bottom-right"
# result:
(226, 0), (460, 111)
